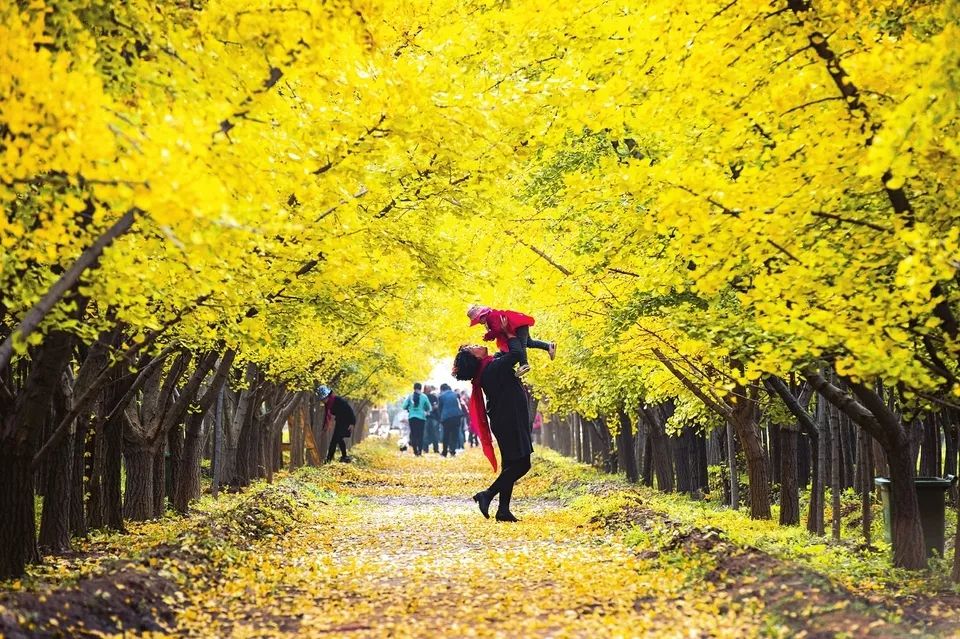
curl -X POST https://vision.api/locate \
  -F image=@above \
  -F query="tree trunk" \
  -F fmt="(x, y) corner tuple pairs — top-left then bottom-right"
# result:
(860, 429), (874, 547)
(707, 426), (723, 466)
(830, 403), (842, 540)
(779, 424), (800, 525)
(248, 409), (263, 480)
(726, 421), (739, 510)
(273, 427), (283, 474)
(0, 328), (77, 578)
(581, 416), (593, 465)
(953, 498), (960, 581)
(38, 395), (73, 554)
(39, 375), (73, 553)
(770, 422), (781, 485)
(262, 422), (274, 483)
(946, 416), (959, 506)
(842, 416), (856, 489)
(730, 397), (771, 519)
(650, 426), (674, 493)
(289, 402), (306, 470)
(637, 419), (652, 486)
(617, 408), (638, 483)
(166, 423), (183, 503)
(212, 387), (225, 497)
(798, 433), (811, 490)
(175, 413), (204, 514)
(590, 419), (615, 474)
(813, 398), (828, 535)
(920, 415), (939, 477)
(237, 408), (255, 485)
(695, 429), (709, 494)
(558, 415), (570, 457)
(152, 442), (166, 516)
(123, 446), (155, 521)
(639, 403), (675, 492)
(673, 426), (696, 495)
(807, 428), (824, 534)
(641, 431), (653, 487)
(0, 451), (39, 578)
(103, 408), (125, 530)
(886, 443), (926, 569)
(69, 418), (88, 538)
(573, 413), (582, 462)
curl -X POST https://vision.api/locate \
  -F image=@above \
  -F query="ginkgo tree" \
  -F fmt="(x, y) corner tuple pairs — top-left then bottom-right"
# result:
(2, 0), (958, 579)
(0, 0), (549, 577)
(498, 0), (960, 571)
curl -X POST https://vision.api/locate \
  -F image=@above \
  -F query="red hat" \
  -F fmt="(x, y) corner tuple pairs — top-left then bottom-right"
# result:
(467, 304), (492, 326)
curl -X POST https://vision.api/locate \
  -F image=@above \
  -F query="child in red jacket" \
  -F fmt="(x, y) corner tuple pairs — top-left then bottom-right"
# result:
(467, 304), (556, 376)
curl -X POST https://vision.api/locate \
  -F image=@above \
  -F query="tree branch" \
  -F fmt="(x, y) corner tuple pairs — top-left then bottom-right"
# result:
(653, 348), (731, 417)
(0, 208), (139, 374)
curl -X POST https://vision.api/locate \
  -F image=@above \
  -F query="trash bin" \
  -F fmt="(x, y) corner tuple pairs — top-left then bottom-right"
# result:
(875, 476), (957, 558)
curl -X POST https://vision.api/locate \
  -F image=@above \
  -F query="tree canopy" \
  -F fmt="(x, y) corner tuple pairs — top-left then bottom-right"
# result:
(2, 0), (959, 574)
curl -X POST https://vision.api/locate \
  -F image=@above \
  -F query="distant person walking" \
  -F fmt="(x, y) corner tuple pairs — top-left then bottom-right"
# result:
(402, 383), (432, 456)
(453, 336), (533, 522)
(437, 384), (463, 457)
(423, 385), (442, 454)
(317, 386), (356, 463)
(467, 305), (555, 377)
(460, 390), (477, 447)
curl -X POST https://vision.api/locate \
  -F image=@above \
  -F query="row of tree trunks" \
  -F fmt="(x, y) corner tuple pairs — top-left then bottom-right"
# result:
(541, 404), (711, 499)
(541, 367), (960, 573)
(0, 322), (373, 580)
(173, 350), (236, 513)
(0, 327), (80, 578)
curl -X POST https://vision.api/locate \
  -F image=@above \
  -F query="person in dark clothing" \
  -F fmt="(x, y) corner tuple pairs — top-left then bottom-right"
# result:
(424, 385), (441, 454)
(317, 386), (356, 463)
(437, 383), (463, 457)
(453, 337), (533, 522)
(460, 390), (478, 447)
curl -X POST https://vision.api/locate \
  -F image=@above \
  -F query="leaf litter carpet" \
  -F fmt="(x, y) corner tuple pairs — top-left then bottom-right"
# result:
(168, 444), (785, 638)
(7, 440), (952, 638)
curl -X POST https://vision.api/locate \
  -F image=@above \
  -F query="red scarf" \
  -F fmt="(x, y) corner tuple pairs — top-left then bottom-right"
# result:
(469, 356), (498, 472)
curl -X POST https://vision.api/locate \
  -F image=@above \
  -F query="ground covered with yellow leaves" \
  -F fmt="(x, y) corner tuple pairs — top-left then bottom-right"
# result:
(2, 441), (959, 638)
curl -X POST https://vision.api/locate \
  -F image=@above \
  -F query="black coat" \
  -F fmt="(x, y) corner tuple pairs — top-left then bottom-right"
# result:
(480, 338), (533, 462)
(328, 395), (356, 436)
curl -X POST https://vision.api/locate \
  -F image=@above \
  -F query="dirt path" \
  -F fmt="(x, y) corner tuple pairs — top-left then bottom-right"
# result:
(5, 442), (956, 638)
(167, 446), (783, 638)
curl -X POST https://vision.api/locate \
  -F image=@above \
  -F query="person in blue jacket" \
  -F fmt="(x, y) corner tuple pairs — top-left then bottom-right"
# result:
(437, 383), (464, 457)
(402, 383), (432, 456)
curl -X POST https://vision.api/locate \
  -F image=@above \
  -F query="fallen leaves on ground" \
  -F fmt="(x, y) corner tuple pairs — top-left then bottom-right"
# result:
(4, 440), (960, 638)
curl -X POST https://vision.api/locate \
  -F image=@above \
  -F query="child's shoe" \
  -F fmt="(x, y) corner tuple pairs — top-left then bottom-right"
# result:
(516, 364), (531, 377)
(548, 342), (557, 360)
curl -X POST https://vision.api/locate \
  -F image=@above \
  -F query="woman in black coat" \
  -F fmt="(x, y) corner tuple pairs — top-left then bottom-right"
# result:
(453, 336), (532, 522)
(317, 386), (356, 463)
